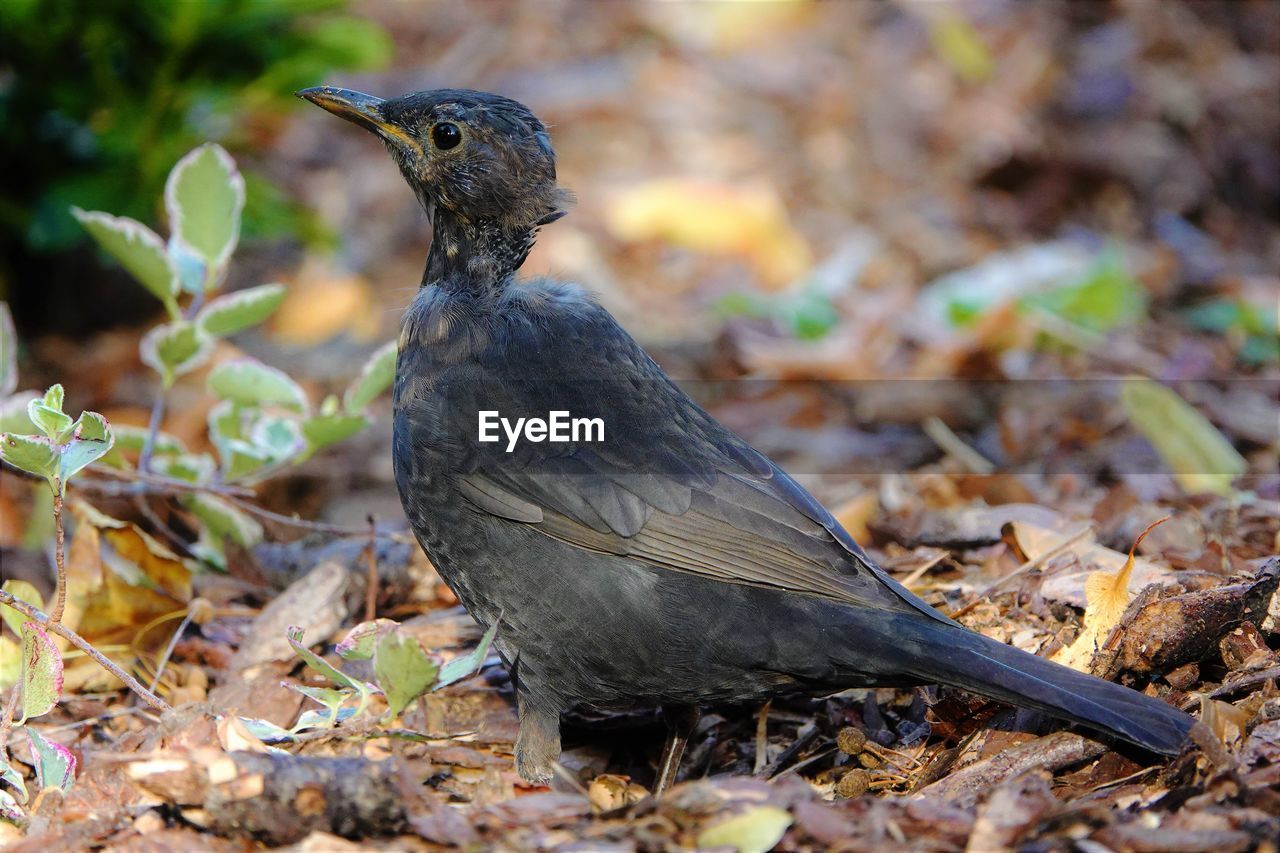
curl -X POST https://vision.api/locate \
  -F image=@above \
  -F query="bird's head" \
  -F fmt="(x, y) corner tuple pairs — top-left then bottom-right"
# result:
(298, 86), (567, 230)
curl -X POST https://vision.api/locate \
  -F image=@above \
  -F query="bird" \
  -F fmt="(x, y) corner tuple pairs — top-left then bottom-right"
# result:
(298, 85), (1194, 791)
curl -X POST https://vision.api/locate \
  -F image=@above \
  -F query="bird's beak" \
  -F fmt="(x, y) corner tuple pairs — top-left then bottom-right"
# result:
(296, 86), (418, 150)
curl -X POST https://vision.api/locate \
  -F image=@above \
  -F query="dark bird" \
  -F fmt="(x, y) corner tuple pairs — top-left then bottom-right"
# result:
(298, 85), (1194, 790)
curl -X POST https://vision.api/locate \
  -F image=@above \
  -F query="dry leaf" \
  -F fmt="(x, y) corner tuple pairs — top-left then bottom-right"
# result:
(1051, 518), (1169, 672)
(1010, 521), (1172, 609)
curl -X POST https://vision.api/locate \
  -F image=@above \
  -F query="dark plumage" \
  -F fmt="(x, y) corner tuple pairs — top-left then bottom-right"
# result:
(299, 85), (1194, 788)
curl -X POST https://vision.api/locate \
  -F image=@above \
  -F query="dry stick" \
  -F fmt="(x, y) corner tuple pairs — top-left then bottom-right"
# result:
(83, 466), (254, 498)
(0, 590), (170, 713)
(923, 416), (994, 475)
(948, 525), (1094, 620)
(223, 493), (414, 542)
(147, 609), (196, 694)
(753, 699), (772, 776)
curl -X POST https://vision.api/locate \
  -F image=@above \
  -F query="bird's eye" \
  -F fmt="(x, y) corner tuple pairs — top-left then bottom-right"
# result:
(431, 122), (462, 150)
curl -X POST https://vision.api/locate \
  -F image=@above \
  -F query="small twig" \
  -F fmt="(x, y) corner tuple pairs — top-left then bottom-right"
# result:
(899, 551), (949, 591)
(365, 514), (379, 622)
(923, 416), (994, 475)
(50, 486), (67, 623)
(949, 525), (1093, 620)
(0, 590), (170, 713)
(222, 493), (414, 542)
(83, 466), (255, 498)
(753, 699), (772, 775)
(147, 609), (196, 694)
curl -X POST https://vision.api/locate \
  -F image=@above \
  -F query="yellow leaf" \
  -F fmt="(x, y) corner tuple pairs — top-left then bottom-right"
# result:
(1121, 378), (1246, 497)
(1052, 517), (1169, 672)
(606, 180), (812, 289)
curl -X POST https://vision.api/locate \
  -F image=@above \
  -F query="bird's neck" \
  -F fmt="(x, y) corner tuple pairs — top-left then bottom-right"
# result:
(423, 207), (537, 295)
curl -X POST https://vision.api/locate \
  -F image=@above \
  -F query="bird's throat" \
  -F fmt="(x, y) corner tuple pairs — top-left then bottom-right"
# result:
(423, 207), (537, 295)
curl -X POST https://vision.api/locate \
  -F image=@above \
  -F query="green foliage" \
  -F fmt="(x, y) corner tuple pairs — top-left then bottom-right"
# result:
(1184, 298), (1279, 364)
(715, 285), (840, 341)
(248, 620), (499, 742)
(0, 384), (115, 494)
(0, 0), (391, 259)
(24, 728), (75, 794)
(18, 622), (62, 723)
(1022, 252), (1147, 333)
(373, 631), (440, 719)
(65, 144), (397, 562)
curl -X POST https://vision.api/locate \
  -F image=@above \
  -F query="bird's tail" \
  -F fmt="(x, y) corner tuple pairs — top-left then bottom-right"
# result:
(862, 614), (1193, 754)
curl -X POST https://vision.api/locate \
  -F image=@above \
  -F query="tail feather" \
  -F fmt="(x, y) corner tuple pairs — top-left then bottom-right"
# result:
(873, 615), (1193, 754)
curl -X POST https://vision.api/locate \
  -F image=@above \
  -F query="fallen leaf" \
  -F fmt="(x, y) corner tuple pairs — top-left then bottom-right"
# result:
(697, 805), (793, 853)
(1052, 517), (1169, 672)
(1121, 378), (1247, 497)
(1011, 521), (1172, 608)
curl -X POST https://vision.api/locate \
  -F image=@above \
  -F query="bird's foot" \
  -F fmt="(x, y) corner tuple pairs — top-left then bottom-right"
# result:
(516, 700), (562, 785)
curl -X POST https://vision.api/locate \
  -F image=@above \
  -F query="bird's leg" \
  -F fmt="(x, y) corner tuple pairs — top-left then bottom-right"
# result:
(515, 691), (562, 785)
(654, 705), (701, 796)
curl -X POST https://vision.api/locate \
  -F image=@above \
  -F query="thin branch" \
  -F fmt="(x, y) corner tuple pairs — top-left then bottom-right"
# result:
(0, 590), (171, 713)
(83, 466), (255, 498)
(948, 525), (1094, 620)
(147, 609), (195, 694)
(222, 493), (414, 542)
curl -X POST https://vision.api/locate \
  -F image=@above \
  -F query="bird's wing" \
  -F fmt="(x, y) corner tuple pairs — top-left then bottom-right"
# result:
(414, 295), (951, 623)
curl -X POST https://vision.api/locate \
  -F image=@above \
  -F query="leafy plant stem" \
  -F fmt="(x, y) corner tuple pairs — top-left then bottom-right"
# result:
(0, 591), (171, 713)
(50, 485), (67, 624)
(136, 389), (169, 475)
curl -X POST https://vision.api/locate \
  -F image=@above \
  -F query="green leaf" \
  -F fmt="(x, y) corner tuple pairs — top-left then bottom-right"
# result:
(696, 806), (793, 853)
(208, 359), (308, 412)
(26, 401), (72, 441)
(1, 581), (44, 637)
(0, 760), (27, 805)
(19, 622), (62, 722)
(0, 392), (38, 435)
(0, 302), (16, 397)
(335, 619), (397, 661)
(140, 321), (214, 386)
(1025, 252), (1147, 333)
(72, 208), (179, 315)
(184, 492), (263, 547)
(234, 717), (296, 744)
(286, 626), (365, 694)
(343, 340), (396, 413)
(1121, 378), (1247, 497)
(373, 629), (439, 719)
(436, 619), (499, 690)
(110, 424), (186, 457)
(0, 433), (58, 484)
(198, 283), (286, 336)
(59, 411), (114, 482)
(165, 144), (245, 284)
(300, 411), (367, 455)
(25, 728), (75, 792)
(284, 682), (352, 727)
(40, 384), (63, 411)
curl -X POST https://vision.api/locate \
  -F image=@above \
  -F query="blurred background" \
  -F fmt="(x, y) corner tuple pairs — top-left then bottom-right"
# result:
(2, 0), (1276, 558)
